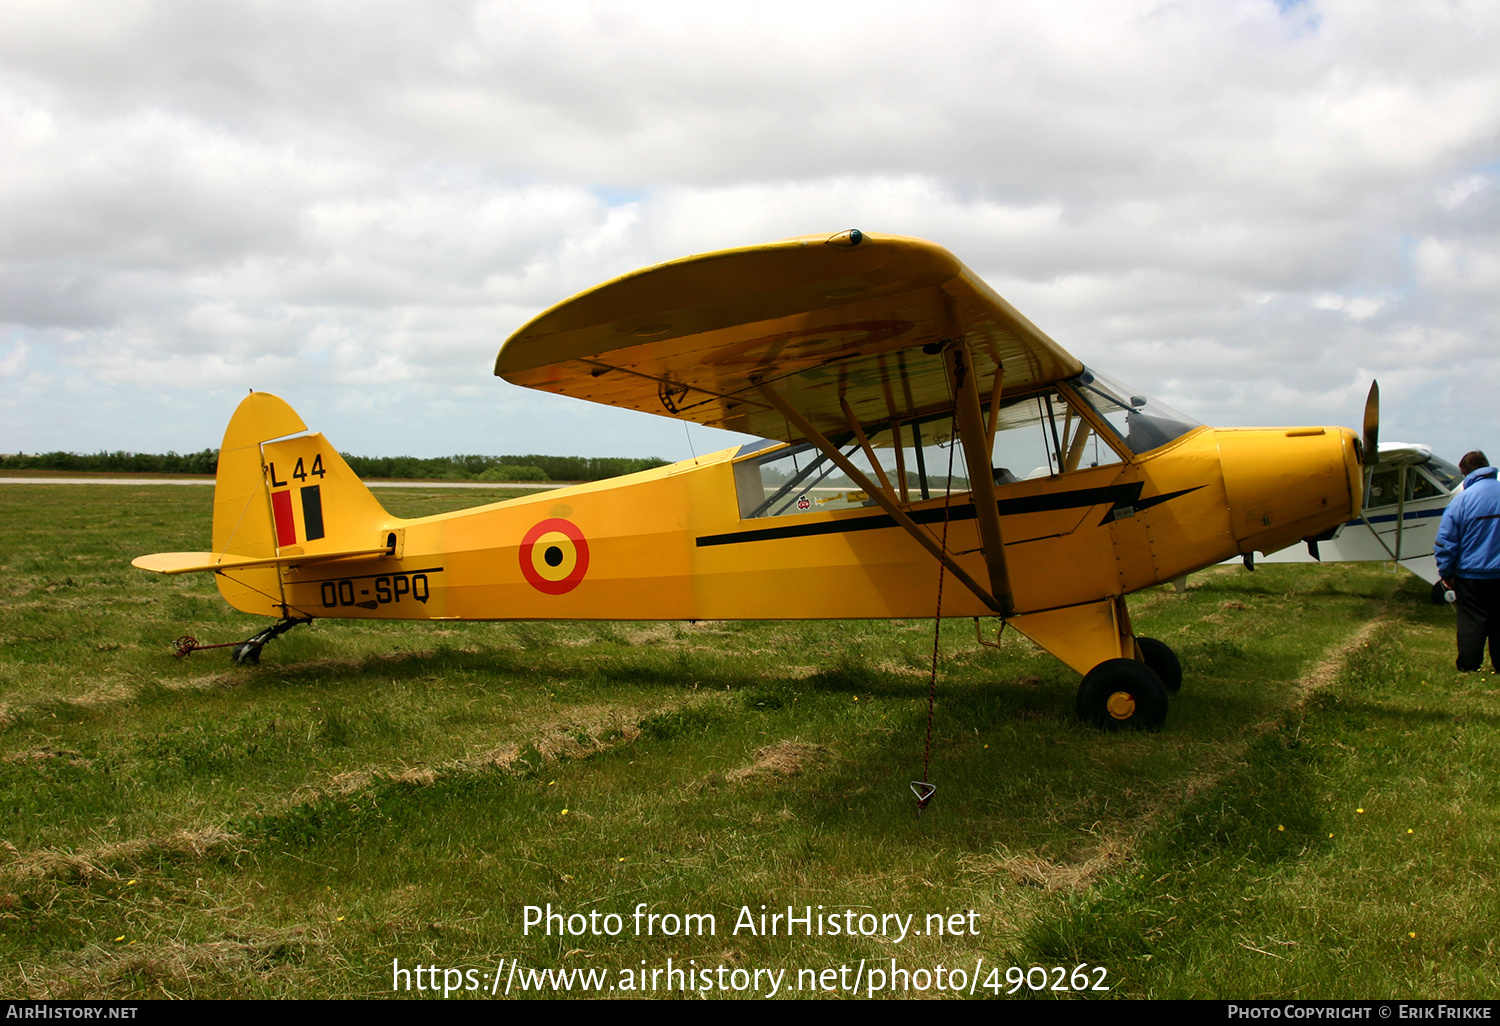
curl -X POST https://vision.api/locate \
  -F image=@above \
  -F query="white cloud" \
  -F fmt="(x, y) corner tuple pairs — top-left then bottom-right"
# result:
(0, 339), (27, 377)
(1414, 236), (1500, 294)
(1437, 173), (1493, 210)
(1313, 293), (1388, 321)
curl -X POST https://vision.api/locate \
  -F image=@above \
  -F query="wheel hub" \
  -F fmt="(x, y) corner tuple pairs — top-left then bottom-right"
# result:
(1106, 691), (1136, 720)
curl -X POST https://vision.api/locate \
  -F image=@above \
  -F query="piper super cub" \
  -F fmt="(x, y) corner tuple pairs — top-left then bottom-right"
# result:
(135, 231), (1373, 730)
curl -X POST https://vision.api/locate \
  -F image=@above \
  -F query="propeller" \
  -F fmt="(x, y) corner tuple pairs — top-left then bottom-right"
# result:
(1362, 380), (1380, 466)
(1300, 382), (1378, 556)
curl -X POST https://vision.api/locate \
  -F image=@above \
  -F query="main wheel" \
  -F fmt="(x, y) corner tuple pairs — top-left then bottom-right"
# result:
(1076, 658), (1168, 731)
(1135, 636), (1182, 693)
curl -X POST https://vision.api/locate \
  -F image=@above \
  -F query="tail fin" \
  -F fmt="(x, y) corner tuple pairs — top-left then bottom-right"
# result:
(207, 393), (395, 616)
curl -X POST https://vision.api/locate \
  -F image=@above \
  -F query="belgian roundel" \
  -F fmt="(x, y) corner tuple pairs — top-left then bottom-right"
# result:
(519, 519), (590, 595)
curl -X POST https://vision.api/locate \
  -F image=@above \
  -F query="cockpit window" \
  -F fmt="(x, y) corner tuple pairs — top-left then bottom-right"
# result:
(1367, 459), (1456, 510)
(730, 370), (1199, 520)
(1366, 467), (1402, 509)
(732, 416), (972, 520)
(991, 388), (1123, 479)
(733, 435), (874, 519)
(1423, 455), (1462, 491)
(1067, 368), (1201, 455)
(733, 389), (1126, 520)
(1410, 467), (1447, 502)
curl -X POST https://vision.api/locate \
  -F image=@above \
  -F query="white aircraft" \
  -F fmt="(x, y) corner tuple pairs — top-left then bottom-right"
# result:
(1257, 442), (1462, 586)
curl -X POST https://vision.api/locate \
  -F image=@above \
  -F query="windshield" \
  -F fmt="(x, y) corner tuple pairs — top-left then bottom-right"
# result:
(1423, 454), (1462, 491)
(1068, 368), (1201, 455)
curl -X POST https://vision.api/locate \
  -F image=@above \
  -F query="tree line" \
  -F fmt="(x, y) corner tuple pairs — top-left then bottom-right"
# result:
(0, 450), (670, 483)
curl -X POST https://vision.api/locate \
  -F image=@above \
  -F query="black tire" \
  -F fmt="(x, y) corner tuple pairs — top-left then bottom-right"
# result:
(1076, 658), (1168, 731)
(231, 642), (263, 665)
(1136, 636), (1182, 694)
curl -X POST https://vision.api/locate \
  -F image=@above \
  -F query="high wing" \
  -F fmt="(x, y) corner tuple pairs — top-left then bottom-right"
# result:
(1373, 443), (1440, 468)
(496, 231), (1082, 440)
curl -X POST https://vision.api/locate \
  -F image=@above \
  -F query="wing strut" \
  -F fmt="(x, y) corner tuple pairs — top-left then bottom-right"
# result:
(943, 342), (1017, 618)
(890, 419), (910, 503)
(752, 378), (1004, 615)
(985, 365), (1004, 459)
(1395, 462), (1407, 561)
(839, 396), (899, 503)
(1358, 463), (1408, 563)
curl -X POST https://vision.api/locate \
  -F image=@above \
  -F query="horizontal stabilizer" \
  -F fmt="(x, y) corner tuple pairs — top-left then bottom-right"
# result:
(132, 547), (391, 576)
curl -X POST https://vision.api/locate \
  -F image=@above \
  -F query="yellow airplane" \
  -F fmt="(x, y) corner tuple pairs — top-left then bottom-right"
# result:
(134, 230), (1372, 731)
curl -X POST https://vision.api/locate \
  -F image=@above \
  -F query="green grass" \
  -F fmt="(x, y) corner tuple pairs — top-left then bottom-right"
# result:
(1, 484), (1497, 999)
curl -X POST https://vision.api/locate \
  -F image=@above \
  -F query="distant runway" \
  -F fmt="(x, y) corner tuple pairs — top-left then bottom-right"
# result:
(0, 476), (559, 490)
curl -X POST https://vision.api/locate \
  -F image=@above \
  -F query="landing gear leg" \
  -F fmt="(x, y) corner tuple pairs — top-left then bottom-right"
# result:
(230, 617), (311, 665)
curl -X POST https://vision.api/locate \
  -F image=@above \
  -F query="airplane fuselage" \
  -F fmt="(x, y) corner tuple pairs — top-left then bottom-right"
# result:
(226, 418), (1361, 673)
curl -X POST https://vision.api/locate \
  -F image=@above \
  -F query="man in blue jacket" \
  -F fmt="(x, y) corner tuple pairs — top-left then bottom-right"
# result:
(1435, 451), (1500, 672)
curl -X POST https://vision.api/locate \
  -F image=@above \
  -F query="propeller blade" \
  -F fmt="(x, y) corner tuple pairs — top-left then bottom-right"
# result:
(1362, 380), (1380, 466)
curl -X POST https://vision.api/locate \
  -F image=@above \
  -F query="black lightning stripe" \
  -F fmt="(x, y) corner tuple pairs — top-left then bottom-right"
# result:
(696, 485), (1203, 548)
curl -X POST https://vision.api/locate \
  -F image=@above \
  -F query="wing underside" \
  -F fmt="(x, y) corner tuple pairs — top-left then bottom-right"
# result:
(496, 232), (1083, 441)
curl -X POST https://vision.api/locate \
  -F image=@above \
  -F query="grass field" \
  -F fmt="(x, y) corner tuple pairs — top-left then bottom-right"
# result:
(2, 483), (1497, 1000)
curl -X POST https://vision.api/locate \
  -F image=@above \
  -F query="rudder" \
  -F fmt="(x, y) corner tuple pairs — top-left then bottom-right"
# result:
(211, 393), (394, 616)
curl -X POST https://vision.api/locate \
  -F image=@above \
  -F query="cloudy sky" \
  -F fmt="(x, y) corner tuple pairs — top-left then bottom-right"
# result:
(3, 0), (1498, 463)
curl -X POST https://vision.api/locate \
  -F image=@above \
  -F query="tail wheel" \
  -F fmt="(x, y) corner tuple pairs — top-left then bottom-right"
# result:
(1077, 658), (1168, 731)
(1135, 636), (1182, 694)
(231, 642), (264, 665)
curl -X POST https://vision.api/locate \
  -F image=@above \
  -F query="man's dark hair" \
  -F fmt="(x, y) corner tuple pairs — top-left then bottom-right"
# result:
(1460, 450), (1490, 476)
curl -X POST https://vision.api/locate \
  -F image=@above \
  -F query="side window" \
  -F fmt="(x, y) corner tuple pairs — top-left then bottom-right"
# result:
(991, 391), (1123, 483)
(734, 438), (890, 519)
(1365, 464), (1449, 511)
(1410, 468), (1446, 502)
(730, 390), (1127, 520)
(1366, 467), (1400, 509)
(1423, 455), (1462, 490)
(888, 417), (970, 502)
(732, 419), (973, 520)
